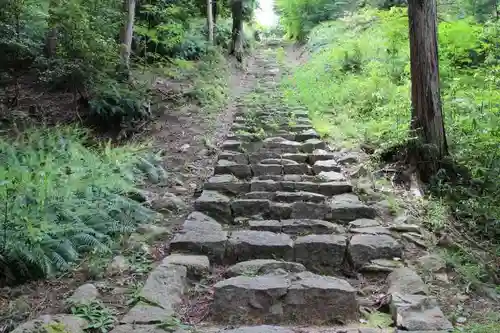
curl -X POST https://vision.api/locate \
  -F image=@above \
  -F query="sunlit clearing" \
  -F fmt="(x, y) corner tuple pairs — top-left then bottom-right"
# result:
(256, 0), (278, 27)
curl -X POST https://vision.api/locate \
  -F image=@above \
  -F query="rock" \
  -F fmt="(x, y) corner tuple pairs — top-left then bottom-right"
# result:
(221, 326), (295, 333)
(181, 212), (223, 233)
(294, 234), (347, 274)
(390, 293), (453, 331)
(204, 175), (250, 195)
(283, 163), (312, 175)
(360, 259), (404, 273)
(350, 226), (391, 235)
(11, 315), (88, 333)
(231, 199), (271, 218)
(212, 275), (290, 323)
(219, 151), (249, 164)
(282, 153), (309, 163)
(387, 267), (429, 295)
(212, 272), (357, 324)
(121, 264), (186, 324)
(244, 191), (276, 200)
(214, 160), (252, 178)
(348, 219), (381, 229)
(151, 193), (188, 212)
(285, 271), (358, 324)
(290, 202), (330, 220)
(107, 256), (129, 275)
(389, 224), (422, 233)
(402, 233), (428, 248)
(349, 234), (403, 268)
(170, 227), (227, 262)
(251, 179), (280, 192)
(162, 254), (210, 278)
(248, 220), (282, 232)
(295, 129), (320, 142)
(308, 149), (336, 164)
(313, 160), (341, 174)
(317, 182), (353, 196)
(227, 231), (294, 263)
(249, 151), (281, 164)
(110, 324), (169, 333)
(281, 219), (345, 235)
(194, 190), (232, 223)
(269, 202), (293, 220)
(221, 140), (242, 151)
(66, 284), (99, 306)
(316, 171), (346, 182)
(301, 139), (327, 153)
(227, 259), (306, 277)
(417, 254), (447, 273)
(252, 163), (283, 176)
(275, 191), (326, 203)
(337, 153), (360, 165)
(120, 303), (172, 324)
(327, 194), (377, 222)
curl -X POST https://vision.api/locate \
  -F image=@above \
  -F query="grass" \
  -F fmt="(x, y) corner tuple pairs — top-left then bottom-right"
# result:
(0, 126), (158, 285)
(282, 7), (500, 287)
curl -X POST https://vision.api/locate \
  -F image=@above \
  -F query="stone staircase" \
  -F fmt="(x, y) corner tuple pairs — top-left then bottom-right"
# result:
(111, 52), (453, 333)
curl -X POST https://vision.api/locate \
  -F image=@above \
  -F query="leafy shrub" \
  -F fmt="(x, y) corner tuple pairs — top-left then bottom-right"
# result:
(0, 127), (157, 285)
(89, 78), (152, 128)
(283, 8), (500, 244)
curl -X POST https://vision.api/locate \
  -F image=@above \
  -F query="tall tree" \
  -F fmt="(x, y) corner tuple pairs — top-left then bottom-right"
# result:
(207, 0), (214, 43)
(230, 0), (243, 62)
(407, 0), (448, 181)
(120, 0), (136, 72)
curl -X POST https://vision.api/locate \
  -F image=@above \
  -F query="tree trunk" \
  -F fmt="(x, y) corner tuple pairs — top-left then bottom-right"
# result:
(230, 0), (243, 62)
(120, 0), (136, 71)
(407, 0), (448, 181)
(207, 0), (214, 43)
(212, 0), (218, 24)
(45, 0), (59, 57)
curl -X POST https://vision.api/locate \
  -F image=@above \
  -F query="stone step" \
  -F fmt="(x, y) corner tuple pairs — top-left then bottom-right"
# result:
(211, 272), (358, 325)
(218, 150), (338, 166)
(169, 214), (403, 270)
(220, 138), (327, 154)
(194, 191), (373, 223)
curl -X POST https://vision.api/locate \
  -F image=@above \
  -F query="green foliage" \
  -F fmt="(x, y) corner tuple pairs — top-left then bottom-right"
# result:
(71, 301), (116, 333)
(275, 0), (356, 41)
(0, 127), (157, 285)
(282, 7), (500, 248)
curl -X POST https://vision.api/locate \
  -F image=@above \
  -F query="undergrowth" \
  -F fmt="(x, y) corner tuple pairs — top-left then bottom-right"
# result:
(0, 127), (158, 285)
(282, 7), (500, 286)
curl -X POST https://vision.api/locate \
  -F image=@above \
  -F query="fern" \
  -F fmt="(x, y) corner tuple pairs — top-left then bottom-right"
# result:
(0, 127), (157, 285)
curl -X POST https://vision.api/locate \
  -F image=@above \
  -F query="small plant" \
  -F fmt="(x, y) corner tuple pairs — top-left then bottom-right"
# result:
(71, 301), (116, 333)
(157, 316), (192, 332)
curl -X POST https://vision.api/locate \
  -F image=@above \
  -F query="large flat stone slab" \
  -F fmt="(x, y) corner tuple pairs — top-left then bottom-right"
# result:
(121, 264), (186, 324)
(194, 190), (232, 223)
(390, 293), (453, 331)
(349, 234), (403, 268)
(387, 267), (429, 296)
(290, 202), (330, 220)
(227, 259), (306, 277)
(227, 231), (294, 263)
(215, 160), (252, 178)
(281, 219), (345, 235)
(327, 194), (377, 222)
(170, 228), (227, 262)
(231, 199), (271, 218)
(212, 272), (358, 325)
(294, 234), (347, 274)
(204, 175), (250, 195)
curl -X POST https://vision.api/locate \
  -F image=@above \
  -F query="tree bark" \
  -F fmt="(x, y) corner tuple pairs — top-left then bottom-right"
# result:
(407, 0), (448, 181)
(212, 0), (218, 24)
(120, 0), (136, 71)
(207, 0), (214, 43)
(45, 0), (59, 57)
(230, 0), (243, 62)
